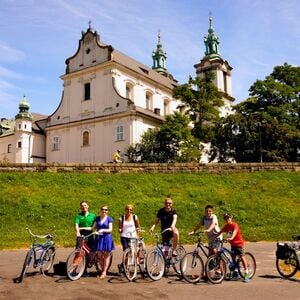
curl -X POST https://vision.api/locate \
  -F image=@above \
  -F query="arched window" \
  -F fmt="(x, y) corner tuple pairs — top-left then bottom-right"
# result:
(164, 99), (170, 115)
(82, 131), (90, 146)
(125, 83), (133, 101)
(146, 91), (153, 110)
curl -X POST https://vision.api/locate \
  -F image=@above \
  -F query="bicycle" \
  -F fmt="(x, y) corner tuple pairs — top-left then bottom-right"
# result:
(66, 232), (113, 281)
(180, 232), (210, 283)
(16, 227), (55, 283)
(145, 228), (186, 281)
(276, 235), (300, 278)
(204, 239), (256, 284)
(121, 228), (147, 281)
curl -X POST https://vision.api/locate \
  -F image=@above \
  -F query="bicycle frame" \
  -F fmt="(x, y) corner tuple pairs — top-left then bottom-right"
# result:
(16, 227), (55, 283)
(76, 236), (98, 266)
(146, 228), (185, 281)
(66, 232), (113, 281)
(192, 233), (210, 259)
(122, 229), (146, 281)
(180, 233), (210, 283)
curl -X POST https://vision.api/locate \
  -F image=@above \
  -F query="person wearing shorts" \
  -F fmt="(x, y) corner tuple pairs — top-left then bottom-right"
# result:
(216, 213), (250, 282)
(150, 197), (179, 254)
(189, 204), (222, 255)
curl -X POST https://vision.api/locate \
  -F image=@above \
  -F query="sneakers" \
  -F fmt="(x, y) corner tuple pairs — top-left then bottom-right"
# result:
(243, 272), (250, 283)
(229, 270), (240, 281)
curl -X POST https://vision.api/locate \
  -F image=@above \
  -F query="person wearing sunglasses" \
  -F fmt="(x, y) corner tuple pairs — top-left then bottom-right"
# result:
(150, 197), (179, 255)
(92, 205), (115, 279)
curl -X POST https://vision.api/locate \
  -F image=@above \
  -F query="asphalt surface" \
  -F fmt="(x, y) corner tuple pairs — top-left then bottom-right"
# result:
(0, 242), (299, 300)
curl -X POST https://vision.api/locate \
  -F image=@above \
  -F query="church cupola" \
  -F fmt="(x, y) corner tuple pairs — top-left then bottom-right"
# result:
(204, 15), (221, 59)
(194, 15), (234, 113)
(152, 31), (168, 75)
(15, 96), (32, 120)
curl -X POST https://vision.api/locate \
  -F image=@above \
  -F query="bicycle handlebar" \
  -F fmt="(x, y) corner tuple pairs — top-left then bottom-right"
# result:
(187, 231), (204, 236)
(26, 226), (54, 239)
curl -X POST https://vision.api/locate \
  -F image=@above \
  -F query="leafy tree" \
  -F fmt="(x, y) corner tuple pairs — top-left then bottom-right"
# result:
(212, 63), (300, 162)
(126, 112), (200, 162)
(173, 72), (224, 142)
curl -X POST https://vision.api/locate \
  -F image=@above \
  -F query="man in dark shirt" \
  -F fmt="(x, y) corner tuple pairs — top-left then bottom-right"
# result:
(150, 197), (179, 254)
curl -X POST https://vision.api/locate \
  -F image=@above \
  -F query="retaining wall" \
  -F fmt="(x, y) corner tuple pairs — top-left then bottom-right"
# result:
(0, 162), (299, 173)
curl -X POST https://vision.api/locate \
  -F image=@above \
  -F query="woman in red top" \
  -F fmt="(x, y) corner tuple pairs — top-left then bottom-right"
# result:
(217, 213), (249, 281)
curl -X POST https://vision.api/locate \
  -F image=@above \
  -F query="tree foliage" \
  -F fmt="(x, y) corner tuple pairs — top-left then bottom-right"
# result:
(212, 63), (300, 162)
(173, 72), (224, 142)
(126, 112), (200, 163)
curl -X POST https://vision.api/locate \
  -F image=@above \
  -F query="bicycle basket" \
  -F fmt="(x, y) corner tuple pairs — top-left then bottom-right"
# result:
(276, 243), (292, 259)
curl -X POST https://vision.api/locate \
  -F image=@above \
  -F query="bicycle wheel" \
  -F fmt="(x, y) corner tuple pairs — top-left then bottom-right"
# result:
(180, 252), (204, 283)
(276, 251), (299, 278)
(18, 250), (33, 283)
(172, 245), (186, 275)
(205, 254), (226, 284)
(238, 252), (256, 279)
(137, 247), (147, 276)
(66, 249), (86, 281)
(146, 249), (165, 281)
(40, 247), (56, 275)
(122, 248), (137, 281)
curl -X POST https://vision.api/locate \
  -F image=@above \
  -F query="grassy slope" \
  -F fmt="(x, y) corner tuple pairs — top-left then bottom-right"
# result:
(0, 171), (299, 249)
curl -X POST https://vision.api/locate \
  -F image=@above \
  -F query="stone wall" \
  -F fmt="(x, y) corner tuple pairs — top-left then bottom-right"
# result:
(0, 162), (299, 173)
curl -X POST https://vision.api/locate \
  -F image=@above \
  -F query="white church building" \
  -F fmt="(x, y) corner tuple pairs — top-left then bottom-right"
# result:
(0, 17), (234, 164)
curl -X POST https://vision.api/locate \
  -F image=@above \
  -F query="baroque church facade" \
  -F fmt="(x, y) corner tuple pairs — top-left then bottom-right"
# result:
(0, 17), (233, 164)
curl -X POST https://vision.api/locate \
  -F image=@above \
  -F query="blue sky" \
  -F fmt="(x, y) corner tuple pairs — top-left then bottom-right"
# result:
(0, 0), (299, 118)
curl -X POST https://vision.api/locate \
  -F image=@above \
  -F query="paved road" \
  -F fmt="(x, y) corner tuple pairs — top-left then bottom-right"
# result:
(0, 242), (299, 300)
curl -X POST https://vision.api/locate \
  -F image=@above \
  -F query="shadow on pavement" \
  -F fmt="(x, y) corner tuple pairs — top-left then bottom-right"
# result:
(259, 274), (300, 282)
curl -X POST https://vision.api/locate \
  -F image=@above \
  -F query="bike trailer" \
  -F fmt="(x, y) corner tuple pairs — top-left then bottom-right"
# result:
(276, 242), (294, 259)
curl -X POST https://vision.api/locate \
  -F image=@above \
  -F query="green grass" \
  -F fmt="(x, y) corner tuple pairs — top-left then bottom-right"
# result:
(0, 171), (299, 249)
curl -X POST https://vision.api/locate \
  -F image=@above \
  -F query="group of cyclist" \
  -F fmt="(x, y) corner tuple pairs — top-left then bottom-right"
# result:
(74, 197), (250, 282)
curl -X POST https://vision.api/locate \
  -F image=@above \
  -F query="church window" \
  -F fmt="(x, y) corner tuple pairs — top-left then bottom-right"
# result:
(223, 71), (228, 93)
(164, 99), (170, 115)
(52, 136), (60, 151)
(17, 141), (22, 148)
(125, 83), (133, 100)
(83, 131), (90, 146)
(84, 83), (91, 100)
(146, 92), (153, 110)
(7, 144), (12, 153)
(116, 125), (124, 141)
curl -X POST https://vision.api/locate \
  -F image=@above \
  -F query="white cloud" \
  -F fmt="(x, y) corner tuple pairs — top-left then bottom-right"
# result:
(0, 66), (25, 80)
(0, 43), (25, 62)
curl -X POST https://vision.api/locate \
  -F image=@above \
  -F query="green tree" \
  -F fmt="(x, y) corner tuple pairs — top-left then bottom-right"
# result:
(173, 72), (224, 142)
(126, 112), (200, 162)
(212, 63), (300, 162)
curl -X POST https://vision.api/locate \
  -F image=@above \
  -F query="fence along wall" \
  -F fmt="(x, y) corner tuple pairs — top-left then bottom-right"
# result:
(0, 162), (299, 173)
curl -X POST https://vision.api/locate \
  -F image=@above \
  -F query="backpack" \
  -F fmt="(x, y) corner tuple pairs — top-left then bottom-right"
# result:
(121, 214), (138, 228)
